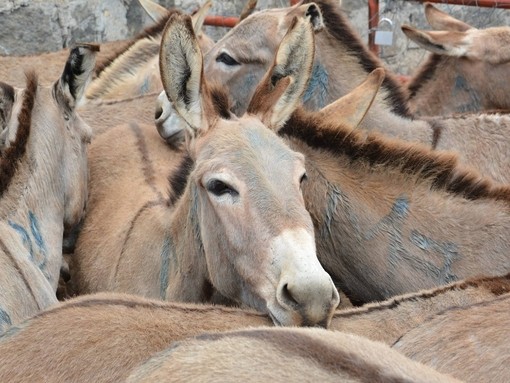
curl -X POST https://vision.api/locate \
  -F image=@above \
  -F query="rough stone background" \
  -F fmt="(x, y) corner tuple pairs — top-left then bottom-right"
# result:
(1, 0), (510, 75)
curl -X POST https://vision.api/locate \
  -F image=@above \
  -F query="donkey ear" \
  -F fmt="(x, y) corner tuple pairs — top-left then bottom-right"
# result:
(238, 0), (257, 23)
(0, 82), (15, 131)
(318, 68), (384, 130)
(424, 3), (472, 32)
(191, 0), (212, 33)
(55, 44), (98, 110)
(294, 2), (324, 32)
(247, 16), (315, 130)
(160, 12), (207, 135)
(138, 0), (169, 22)
(401, 25), (469, 56)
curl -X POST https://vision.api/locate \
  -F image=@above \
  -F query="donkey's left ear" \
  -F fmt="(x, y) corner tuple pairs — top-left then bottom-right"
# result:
(318, 68), (384, 130)
(424, 3), (472, 32)
(247, 16), (315, 131)
(55, 44), (99, 110)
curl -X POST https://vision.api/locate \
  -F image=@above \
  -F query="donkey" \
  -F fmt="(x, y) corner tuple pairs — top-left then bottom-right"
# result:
(125, 328), (460, 383)
(72, 13), (339, 327)
(393, 293), (510, 383)
(1, 272), (504, 383)
(404, 3), (510, 116)
(0, 45), (95, 332)
(84, 0), (214, 102)
(156, 0), (510, 183)
(279, 68), (510, 304)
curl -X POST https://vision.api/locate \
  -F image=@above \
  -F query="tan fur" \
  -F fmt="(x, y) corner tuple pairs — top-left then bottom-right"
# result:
(126, 327), (460, 383)
(0, 45), (95, 331)
(404, 3), (510, 116)
(175, 0), (510, 184)
(0, 273), (503, 383)
(394, 293), (510, 383)
(72, 14), (339, 327)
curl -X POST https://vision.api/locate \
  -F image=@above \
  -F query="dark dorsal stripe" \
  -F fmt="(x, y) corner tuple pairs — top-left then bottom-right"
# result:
(406, 54), (443, 100)
(209, 84), (232, 119)
(95, 9), (179, 76)
(0, 72), (37, 197)
(195, 329), (412, 381)
(281, 109), (510, 203)
(334, 273), (510, 319)
(168, 154), (194, 206)
(306, 0), (412, 118)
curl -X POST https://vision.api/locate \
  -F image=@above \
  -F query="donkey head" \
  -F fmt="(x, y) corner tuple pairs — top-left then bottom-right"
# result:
(0, 45), (95, 246)
(160, 13), (339, 327)
(155, 1), (323, 140)
(402, 4), (510, 112)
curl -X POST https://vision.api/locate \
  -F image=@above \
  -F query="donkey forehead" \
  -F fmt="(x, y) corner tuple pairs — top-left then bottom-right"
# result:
(196, 118), (304, 174)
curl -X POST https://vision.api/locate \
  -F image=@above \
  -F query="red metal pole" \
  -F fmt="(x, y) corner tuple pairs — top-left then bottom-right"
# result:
(368, 0), (379, 56)
(410, 0), (510, 8)
(204, 15), (239, 28)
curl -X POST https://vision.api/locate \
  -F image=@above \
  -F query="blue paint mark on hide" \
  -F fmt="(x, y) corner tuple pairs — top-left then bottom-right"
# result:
(140, 77), (150, 95)
(303, 63), (329, 109)
(8, 211), (49, 279)
(452, 75), (481, 113)
(0, 307), (11, 327)
(160, 237), (172, 300)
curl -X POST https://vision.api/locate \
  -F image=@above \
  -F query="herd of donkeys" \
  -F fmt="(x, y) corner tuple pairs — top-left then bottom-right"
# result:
(0, 0), (509, 381)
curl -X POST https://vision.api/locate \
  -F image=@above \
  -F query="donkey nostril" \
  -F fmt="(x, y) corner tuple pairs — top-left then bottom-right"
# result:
(155, 106), (163, 120)
(281, 283), (299, 308)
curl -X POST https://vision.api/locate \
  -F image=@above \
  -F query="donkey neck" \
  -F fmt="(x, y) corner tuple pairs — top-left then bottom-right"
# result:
(407, 55), (485, 116)
(282, 123), (510, 304)
(0, 92), (68, 289)
(309, 1), (434, 140)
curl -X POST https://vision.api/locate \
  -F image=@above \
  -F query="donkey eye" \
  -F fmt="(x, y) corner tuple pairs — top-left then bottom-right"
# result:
(206, 179), (239, 197)
(300, 173), (308, 184)
(216, 52), (240, 66)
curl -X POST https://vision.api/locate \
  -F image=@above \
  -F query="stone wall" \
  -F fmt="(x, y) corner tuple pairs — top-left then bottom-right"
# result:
(1, 0), (509, 74)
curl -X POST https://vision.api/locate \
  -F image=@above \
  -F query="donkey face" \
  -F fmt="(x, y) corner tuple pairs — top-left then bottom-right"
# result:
(161, 13), (339, 327)
(155, 1), (323, 139)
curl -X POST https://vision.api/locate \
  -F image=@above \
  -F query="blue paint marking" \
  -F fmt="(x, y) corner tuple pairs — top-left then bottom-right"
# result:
(160, 238), (172, 300)
(303, 62), (329, 109)
(8, 211), (48, 279)
(140, 77), (150, 95)
(0, 307), (11, 327)
(330, 191), (460, 284)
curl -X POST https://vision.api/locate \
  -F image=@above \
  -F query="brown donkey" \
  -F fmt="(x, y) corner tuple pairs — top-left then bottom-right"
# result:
(125, 328), (460, 383)
(0, 45), (95, 332)
(280, 69), (510, 304)
(156, 0), (510, 183)
(394, 293), (510, 383)
(72, 14), (339, 327)
(0, 273), (505, 382)
(404, 3), (510, 116)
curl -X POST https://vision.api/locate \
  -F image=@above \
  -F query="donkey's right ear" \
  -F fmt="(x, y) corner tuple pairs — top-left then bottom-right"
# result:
(160, 13), (207, 136)
(318, 68), (384, 130)
(293, 2), (324, 32)
(139, 0), (169, 22)
(0, 82), (15, 131)
(424, 3), (472, 32)
(55, 44), (98, 110)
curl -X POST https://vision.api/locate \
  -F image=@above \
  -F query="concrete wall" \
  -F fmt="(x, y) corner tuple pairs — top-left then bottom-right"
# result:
(1, 0), (509, 74)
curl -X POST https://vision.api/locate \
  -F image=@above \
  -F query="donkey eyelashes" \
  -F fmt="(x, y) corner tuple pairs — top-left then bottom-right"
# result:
(206, 179), (239, 198)
(216, 52), (240, 66)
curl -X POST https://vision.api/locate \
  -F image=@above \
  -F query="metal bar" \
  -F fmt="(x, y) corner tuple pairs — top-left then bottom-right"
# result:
(290, 0), (301, 4)
(410, 0), (510, 8)
(204, 15), (239, 28)
(368, 0), (379, 55)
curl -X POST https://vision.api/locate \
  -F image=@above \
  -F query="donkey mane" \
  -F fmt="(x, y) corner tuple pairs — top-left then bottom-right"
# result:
(406, 54), (442, 100)
(95, 9), (178, 76)
(334, 273), (510, 319)
(0, 71), (37, 197)
(305, 0), (412, 118)
(281, 109), (510, 203)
